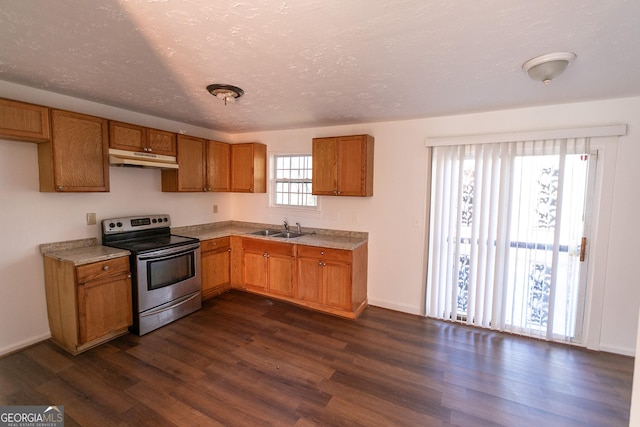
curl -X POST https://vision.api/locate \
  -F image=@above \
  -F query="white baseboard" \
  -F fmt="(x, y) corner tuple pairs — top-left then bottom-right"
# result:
(0, 332), (51, 357)
(367, 299), (423, 316)
(598, 343), (635, 357)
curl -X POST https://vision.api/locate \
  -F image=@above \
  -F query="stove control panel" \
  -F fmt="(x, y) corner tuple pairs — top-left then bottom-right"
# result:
(102, 214), (171, 234)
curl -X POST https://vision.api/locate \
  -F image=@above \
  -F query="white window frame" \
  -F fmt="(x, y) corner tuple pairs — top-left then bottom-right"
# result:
(270, 153), (318, 210)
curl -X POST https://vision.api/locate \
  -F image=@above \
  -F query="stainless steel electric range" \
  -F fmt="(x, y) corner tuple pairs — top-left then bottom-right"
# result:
(101, 214), (201, 335)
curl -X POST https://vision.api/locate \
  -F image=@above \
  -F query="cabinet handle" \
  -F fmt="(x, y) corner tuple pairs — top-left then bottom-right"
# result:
(227, 248), (231, 252)
(102, 265), (110, 271)
(56, 185), (63, 191)
(320, 251), (324, 255)
(127, 274), (132, 278)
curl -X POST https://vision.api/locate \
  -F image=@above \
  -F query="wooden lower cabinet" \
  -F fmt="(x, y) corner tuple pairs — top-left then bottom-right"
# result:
(297, 243), (368, 317)
(201, 237), (231, 300)
(44, 255), (132, 354)
(241, 238), (295, 297)
(238, 237), (368, 318)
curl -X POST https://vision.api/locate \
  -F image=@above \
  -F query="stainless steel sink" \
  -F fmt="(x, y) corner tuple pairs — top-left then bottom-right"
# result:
(273, 231), (305, 239)
(249, 229), (282, 236)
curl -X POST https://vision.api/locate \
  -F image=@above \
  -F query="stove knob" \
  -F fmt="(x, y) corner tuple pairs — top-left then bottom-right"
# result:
(116, 222), (123, 227)
(152, 219), (157, 223)
(162, 218), (168, 222)
(109, 222), (115, 228)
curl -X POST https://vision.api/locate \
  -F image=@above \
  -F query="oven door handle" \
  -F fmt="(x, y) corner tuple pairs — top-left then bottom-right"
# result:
(140, 292), (200, 317)
(137, 243), (200, 260)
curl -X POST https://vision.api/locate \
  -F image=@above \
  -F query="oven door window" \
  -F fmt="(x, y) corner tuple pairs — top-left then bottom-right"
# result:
(147, 251), (195, 291)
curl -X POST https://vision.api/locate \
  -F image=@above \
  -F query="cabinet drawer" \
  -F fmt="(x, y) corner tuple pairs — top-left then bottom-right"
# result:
(242, 238), (295, 256)
(76, 257), (130, 283)
(201, 236), (231, 252)
(297, 245), (352, 263)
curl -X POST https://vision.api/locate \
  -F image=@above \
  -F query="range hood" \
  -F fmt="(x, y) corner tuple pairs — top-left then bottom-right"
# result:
(108, 148), (178, 170)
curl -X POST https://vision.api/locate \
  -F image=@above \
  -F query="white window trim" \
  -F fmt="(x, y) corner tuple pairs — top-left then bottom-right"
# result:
(268, 152), (320, 212)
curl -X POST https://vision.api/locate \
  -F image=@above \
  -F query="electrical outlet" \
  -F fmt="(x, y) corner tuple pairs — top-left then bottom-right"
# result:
(212, 204), (218, 214)
(86, 213), (96, 225)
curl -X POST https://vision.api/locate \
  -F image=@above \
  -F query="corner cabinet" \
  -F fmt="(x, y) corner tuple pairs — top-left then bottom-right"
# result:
(231, 143), (267, 193)
(109, 121), (176, 156)
(43, 256), (133, 355)
(38, 109), (110, 192)
(312, 134), (374, 197)
(0, 98), (50, 143)
(201, 236), (231, 300)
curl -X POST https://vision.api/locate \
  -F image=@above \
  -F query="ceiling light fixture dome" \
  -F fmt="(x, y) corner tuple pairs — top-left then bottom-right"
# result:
(206, 84), (244, 105)
(522, 52), (576, 85)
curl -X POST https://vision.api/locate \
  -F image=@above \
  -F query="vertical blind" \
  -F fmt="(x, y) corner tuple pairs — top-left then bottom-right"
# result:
(426, 137), (591, 342)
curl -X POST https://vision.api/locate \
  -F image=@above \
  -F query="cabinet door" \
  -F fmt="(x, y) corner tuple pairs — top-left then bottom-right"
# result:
(42, 110), (109, 192)
(243, 250), (268, 291)
(0, 98), (50, 142)
(201, 247), (230, 299)
(231, 143), (266, 193)
(77, 272), (133, 343)
(323, 261), (352, 310)
(312, 137), (337, 195)
(208, 140), (231, 191)
(337, 135), (367, 196)
(148, 128), (176, 156)
(162, 135), (207, 191)
(268, 254), (294, 297)
(109, 121), (146, 152)
(297, 257), (323, 303)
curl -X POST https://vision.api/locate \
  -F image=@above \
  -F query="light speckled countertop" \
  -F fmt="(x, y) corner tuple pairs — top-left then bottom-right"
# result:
(40, 221), (367, 266)
(40, 238), (130, 266)
(173, 221), (368, 251)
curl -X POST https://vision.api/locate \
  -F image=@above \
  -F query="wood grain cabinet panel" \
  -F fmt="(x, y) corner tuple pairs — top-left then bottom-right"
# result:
(38, 109), (109, 192)
(163, 137), (233, 192)
(238, 238), (368, 319)
(0, 98), (50, 143)
(44, 255), (132, 355)
(162, 134), (207, 192)
(312, 134), (374, 197)
(109, 121), (177, 156)
(296, 243), (368, 318)
(241, 238), (295, 297)
(231, 142), (267, 193)
(207, 140), (231, 191)
(201, 237), (231, 300)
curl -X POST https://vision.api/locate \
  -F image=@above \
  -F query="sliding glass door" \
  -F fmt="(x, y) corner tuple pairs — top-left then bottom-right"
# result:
(426, 138), (596, 344)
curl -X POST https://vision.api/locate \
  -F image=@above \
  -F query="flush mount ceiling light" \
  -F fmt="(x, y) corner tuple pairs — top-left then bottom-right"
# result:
(206, 84), (244, 105)
(522, 52), (577, 84)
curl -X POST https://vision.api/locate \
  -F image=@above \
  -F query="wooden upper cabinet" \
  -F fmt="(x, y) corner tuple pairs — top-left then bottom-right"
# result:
(231, 143), (267, 193)
(312, 134), (374, 197)
(162, 134), (207, 192)
(207, 140), (231, 192)
(38, 109), (109, 192)
(0, 98), (50, 143)
(109, 121), (176, 156)
(148, 128), (176, 156)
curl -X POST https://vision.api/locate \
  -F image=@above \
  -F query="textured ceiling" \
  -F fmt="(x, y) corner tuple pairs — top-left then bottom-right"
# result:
(1, 0), (639, 133)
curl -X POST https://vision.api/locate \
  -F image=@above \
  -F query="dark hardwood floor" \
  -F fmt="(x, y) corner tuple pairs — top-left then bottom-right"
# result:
(0, 290), (633, 426)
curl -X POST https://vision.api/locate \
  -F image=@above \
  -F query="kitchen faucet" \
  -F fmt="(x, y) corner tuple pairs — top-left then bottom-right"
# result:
(283, 220), (289, 232)
(296, 222), (301, 233)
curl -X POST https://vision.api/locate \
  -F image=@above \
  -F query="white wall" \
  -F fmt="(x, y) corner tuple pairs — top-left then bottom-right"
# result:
(231, 97), (640, 356)
(1, 80), (639, 356)
(0, 82), (233, 355)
